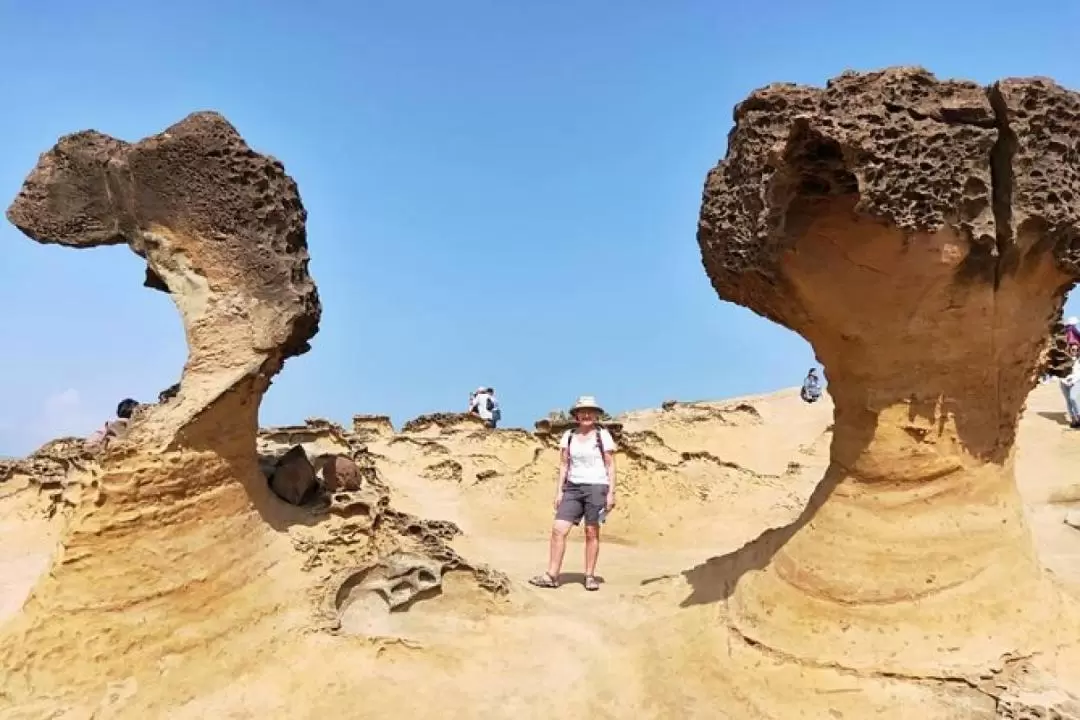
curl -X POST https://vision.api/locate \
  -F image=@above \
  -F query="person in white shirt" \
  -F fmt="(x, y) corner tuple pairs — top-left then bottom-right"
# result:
(468, 386), (500, 428)
(529, 395), (617, 592)
(1061, 345), (1080, 429)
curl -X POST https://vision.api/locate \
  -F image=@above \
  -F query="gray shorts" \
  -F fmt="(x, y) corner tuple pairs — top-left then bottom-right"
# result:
(556, 482), (608, 526)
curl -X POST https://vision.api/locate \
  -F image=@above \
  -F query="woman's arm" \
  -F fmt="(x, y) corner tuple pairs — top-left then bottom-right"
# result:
(604, 451), (616, 509)
(553, 443), (569, 509)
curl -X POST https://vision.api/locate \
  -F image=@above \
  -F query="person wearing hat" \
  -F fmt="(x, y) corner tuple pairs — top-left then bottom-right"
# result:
(529, 395), (617, 592)
(1066, 317), (1080, 349)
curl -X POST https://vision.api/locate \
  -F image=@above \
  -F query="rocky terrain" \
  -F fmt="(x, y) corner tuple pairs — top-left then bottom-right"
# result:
(1, 67), (1080, 719)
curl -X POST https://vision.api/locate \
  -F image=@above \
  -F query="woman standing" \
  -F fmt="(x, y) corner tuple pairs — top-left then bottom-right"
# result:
(529, 395), (617, 591)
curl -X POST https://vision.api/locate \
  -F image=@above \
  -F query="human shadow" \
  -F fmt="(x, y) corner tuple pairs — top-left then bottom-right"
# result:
(554, 572), (606, 587)
(1037, 410), (1071, 427)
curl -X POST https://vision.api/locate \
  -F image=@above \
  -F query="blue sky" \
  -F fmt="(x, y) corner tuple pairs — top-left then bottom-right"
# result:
(1, 1), (1078, 455)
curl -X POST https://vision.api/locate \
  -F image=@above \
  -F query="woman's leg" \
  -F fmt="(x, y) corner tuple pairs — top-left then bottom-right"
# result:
(1061, 383), (1076, 422)
(583, 485), (606, 578)
(546, 520), (573, 578)
(584, 524), (600, 577)
(1065, 384), (1080, 424)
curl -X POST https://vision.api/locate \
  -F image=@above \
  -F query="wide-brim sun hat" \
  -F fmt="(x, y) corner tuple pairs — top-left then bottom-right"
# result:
(570, 395), (604, 417)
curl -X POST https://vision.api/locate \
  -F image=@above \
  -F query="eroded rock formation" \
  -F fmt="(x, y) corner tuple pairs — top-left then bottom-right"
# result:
(351, 414), (395, 443)
(0, 112), (323, 697)
(1, 117), (514, 710)
(1038, 311), (1073, 379)
(698, 67), (1080, 680)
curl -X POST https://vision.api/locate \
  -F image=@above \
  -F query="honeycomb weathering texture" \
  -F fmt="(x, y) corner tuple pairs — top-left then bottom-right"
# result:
(696, 67), (1080, 676)
(699, 68), (1080, 329)
(0, 113), (323, 696)
(6, 111), (321, 444)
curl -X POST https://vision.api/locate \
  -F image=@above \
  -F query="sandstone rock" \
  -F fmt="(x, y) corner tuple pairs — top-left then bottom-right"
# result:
(401, 412), (487, 434)
(1, 110), (512, 716)
(269, 445), (317, 506)
(1039, 314), (1074, 379)
(1, 112), (321, 697)
(0, 437), (99, 514)
(697, 67), (1080, 678)
(326, 486), (386, 523)
(351, 414), (395, 442)
(1065, 510), (1080, 530)
(422, 459), (464, 483)
(259, 420), (354, 461)
(338, 551), (445, 610)
(532, 418), (624, 440)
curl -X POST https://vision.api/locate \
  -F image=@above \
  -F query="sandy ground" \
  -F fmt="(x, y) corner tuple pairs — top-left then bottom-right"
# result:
(1, 384), (1078, 719)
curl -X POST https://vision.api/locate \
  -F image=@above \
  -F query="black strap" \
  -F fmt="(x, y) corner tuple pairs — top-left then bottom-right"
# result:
(567, 428), (606, 468)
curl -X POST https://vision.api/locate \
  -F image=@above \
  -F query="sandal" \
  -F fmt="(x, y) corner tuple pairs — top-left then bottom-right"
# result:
(528, 572), (559, 588)
(584, 575), (600, 592)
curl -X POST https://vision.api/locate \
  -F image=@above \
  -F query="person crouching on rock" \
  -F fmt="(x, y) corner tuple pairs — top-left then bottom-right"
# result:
(86, 397), (141, 449)
(469, 386), (500, 429)
(529, 395), (617, 592)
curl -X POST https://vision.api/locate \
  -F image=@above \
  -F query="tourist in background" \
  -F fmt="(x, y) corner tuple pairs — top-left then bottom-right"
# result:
(1061, 345), (1080, 429)
(469, 386), (500, 429)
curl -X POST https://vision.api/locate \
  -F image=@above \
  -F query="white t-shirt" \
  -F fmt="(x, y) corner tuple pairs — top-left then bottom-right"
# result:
(560, 428), (617, 485)
(472, 392), (496, 420)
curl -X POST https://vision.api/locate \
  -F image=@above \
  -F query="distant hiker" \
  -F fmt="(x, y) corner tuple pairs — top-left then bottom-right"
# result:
(86, 397), (141, 448)
(530, 395), (617, 592)
(800, 369), (822, 404)
(1066, 317), (1080, 349)
(116, 398), (139, 419)
(1061, 346), (1080, 429)
(469, 386), (500, 429)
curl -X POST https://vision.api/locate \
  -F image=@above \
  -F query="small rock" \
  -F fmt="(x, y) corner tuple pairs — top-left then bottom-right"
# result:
(320, 455), (362, 493)
(269, 445), (317, 505)
(1065, 510), (1080, 530)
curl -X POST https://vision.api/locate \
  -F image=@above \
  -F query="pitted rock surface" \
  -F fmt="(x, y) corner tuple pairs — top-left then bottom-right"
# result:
(7, 113), (320, 355)
(698, 67), (1080, 328)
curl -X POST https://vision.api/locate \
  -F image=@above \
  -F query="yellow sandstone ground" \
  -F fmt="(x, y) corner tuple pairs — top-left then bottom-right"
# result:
(1, 383), (1077, 719)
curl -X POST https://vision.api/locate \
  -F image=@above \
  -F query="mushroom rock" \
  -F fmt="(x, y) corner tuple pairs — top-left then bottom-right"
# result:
(1, 112), (321, 695)
(697, 68), (1080, 676)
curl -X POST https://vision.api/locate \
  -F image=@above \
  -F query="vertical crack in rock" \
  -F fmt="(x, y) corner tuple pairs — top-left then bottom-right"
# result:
(1, 112), (322, 698)
(696, 67), (1080, 688)
(987, 82), (1018, 288)
(985, 82), (1018, 441)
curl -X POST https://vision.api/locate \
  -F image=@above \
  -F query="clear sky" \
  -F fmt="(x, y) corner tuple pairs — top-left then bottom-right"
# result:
(1, 0), (1078, 455)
